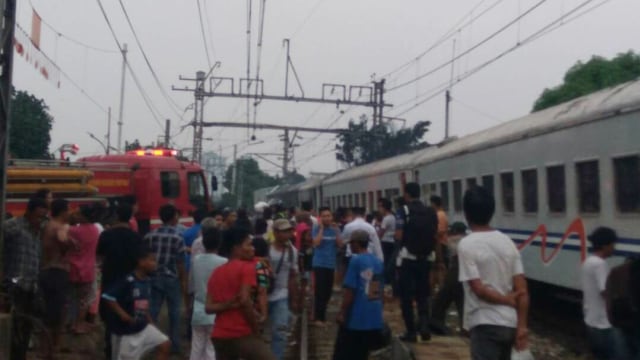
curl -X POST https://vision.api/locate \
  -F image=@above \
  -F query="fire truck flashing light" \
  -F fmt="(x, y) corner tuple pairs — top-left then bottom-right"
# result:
(128, 148), (178, 157)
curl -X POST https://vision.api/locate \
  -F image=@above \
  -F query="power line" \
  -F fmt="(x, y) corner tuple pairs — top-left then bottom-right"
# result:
(196, 0), (213, 68)
(95, 0), (165, 131)
(390, 0), (607, 118)
(387, 0), (549, 92)
(29, 0), (118, 54)
(15, 23), (109, 114)
(118, 0), (185, 118)
(201, 0), (218, 60)
(289, 0), (327, 39)
(381, 0), (504, 81)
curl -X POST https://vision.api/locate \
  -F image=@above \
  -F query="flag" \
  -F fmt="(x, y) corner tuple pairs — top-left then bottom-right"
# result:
(31, 9), (42, 49)
(15, 24), (61, 88)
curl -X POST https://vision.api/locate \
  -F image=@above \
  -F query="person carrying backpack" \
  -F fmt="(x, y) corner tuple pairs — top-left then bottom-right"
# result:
(394, 182), (438, 343)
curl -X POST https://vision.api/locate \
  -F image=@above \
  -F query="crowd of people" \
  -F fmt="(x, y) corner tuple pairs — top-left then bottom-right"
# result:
(1, 183), (639, 360)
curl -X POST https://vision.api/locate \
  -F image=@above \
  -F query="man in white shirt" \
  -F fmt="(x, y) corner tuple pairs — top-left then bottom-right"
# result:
(341, 207), (384, 264)
(377, 198), (396, 284)
(457, 186), (529, 360)
(582, 227), (628, 360)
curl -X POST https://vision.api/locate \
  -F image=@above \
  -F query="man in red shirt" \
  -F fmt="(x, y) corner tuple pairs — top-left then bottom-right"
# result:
(206, 227), (276, 360)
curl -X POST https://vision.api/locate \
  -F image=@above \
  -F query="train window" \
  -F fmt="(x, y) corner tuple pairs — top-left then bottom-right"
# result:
(348, 194), (354, 207)
(546, 165), (566, 213)
(342, 195), (347, 207)
(160, 172), (180, 199)
(501, 172), (515, 213)
(440, 181), (449, 211)
(576, 160), (600, 213)
(453, 180), (463, 212)
(430, 183), (437, 195)
(614, 155), (640, 212)
(354, 194), (360, 207)
(466, 178), (477, 190)
(376, 190), (383, 204)
(521, 169), (538, 213)
(368, 192), (374, 211)
(481, 175), (494, 198)
(361, 193), (367, 210)
(187, 172), (206, 207)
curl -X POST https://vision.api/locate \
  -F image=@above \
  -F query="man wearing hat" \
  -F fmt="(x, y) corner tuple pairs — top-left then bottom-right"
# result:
(268, 219), (300, 359)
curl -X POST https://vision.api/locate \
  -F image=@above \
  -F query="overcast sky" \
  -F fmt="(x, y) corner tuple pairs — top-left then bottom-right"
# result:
(13, 0), (640, 177)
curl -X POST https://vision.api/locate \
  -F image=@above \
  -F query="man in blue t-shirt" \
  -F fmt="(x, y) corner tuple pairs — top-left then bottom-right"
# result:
(312, 207), (343, 325)
(333, 230), (384, 360)
(102, 247), (170, 360)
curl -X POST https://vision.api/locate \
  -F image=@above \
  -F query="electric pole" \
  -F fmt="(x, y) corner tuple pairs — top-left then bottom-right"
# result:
(282, 128), (290, 177)
(117, 43), (127, 153)
(164, 119), (171, 148)
(231, 144), (238, 205)
(106, 107), (112, 155)
(0, 0), (16, 355)
(192, 71), (206, 163)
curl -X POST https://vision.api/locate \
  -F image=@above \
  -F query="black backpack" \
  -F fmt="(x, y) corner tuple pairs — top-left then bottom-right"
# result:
(402, 201), (438, 258)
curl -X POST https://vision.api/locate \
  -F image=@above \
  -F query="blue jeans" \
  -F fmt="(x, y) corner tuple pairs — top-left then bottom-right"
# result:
(150, 276), (181, 353)
(269, 298), (290, 360)
(586, 326), (629, 360)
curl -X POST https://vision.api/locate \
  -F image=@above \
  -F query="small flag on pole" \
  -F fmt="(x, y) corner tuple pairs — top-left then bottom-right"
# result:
(31, 9), (42, 49)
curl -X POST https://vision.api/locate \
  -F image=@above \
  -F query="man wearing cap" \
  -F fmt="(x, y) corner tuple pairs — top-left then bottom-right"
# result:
(268, 219), (300, 360)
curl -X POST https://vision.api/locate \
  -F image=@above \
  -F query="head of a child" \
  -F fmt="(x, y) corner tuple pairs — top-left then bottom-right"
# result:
(136, 246), (157, 275)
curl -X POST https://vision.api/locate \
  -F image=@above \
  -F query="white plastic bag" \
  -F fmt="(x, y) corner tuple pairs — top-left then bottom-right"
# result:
(511, 348), (535, 360)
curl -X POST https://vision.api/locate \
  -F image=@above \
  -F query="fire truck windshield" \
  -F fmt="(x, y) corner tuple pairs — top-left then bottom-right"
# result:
(188, 172), (207, 208)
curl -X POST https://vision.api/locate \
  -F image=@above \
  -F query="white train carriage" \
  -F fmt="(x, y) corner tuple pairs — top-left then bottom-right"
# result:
(316, 79), (640, 290)
(413, 80), (640, 290)
(321, 152), (417, 212)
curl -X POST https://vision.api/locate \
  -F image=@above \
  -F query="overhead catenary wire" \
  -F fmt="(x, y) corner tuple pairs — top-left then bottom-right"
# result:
(118, 0), (186, 118)
(95, 0), (165, 131)
(390, 0), (608, 119)
(251, 0), (267, 135)
(15, 23), (110, 114)
(289, 0), (327, 39)
(381, 0), (504, 81)
(29, 0), (118, 54)
(387, 0), (549, 93)
(196, 0), (213, 68)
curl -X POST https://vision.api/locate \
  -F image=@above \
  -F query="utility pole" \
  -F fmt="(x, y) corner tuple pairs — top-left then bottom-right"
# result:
(106, 107), (112, 155)
(117, 43), (128, 153)
(192, 71), (206, 163)
(164, 119), (171, 148)
(445, 39), (456, 140)
(282, 129), (290, 177)
(0, 0), (16, 355)
(231, 144), (238, 204)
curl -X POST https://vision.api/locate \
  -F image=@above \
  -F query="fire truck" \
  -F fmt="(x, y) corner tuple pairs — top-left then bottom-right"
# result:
(6, 147), (213, 235)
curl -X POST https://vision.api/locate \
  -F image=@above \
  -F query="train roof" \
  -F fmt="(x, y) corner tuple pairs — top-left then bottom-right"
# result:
(323, 78), (640, 186)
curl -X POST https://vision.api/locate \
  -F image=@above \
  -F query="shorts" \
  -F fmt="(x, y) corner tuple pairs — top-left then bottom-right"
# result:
(39, 268), (70, 328)
(212, 334), (276, 360)
(112, 324), (168, 360)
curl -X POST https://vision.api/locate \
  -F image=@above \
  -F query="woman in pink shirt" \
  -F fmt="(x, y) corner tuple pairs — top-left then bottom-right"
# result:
(68, 205), (100, 334)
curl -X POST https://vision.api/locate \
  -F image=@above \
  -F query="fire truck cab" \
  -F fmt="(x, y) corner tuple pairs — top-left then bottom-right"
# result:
(79, 148), (212, 234)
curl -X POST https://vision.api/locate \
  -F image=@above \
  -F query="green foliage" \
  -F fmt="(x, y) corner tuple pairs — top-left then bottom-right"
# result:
(533, 51), (640, 112)
(224, 157), (280, 208)
(9, 89), (53, 159)
(335, 114), (431, 166)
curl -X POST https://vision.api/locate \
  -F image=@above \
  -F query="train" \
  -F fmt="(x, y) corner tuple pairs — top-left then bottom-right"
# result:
(267, 79), (640, 291)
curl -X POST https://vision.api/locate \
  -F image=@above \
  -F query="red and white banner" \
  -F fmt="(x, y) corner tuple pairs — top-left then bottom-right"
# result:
(31, 9), (42, 49)
(14, 24), (61, 88)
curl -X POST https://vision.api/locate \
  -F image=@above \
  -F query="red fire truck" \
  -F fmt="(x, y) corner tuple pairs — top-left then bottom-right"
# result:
(6, 148), (213, 234)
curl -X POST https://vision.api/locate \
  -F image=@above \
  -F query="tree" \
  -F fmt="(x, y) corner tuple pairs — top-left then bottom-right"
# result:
(224, 157), (279, 208)
(336, 114), (431, 167)
(9, 89), (53, 159)
(532, 51), (640, 112)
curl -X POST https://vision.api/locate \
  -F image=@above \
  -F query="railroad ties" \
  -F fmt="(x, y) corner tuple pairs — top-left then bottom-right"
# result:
(287, 287), (470, 360)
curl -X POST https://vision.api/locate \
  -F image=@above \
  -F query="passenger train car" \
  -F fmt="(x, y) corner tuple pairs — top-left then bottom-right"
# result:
(269, 79), (640, 291)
